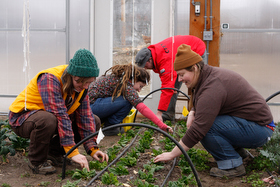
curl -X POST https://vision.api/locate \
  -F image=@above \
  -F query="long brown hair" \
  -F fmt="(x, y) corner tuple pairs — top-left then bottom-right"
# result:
(103, 63), (150, 99)
(61, 70), (93, 95)
(186, 61), (204, 109)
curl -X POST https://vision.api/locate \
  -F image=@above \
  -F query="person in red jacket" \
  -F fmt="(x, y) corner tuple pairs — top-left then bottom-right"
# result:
(135, 35), (206, 122)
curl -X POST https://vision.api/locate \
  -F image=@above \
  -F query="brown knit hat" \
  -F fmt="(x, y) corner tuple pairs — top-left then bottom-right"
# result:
(174, 44), (203, 71)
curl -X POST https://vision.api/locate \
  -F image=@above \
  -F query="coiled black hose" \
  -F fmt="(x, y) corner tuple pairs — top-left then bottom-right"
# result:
(61, 123), (202, 187)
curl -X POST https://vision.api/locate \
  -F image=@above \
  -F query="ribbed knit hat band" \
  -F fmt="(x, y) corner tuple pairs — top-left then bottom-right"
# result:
(67, 49), (99, 77)
(174, 44), (202, 71)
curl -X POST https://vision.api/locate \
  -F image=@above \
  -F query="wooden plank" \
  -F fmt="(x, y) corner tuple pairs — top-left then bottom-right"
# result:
(189, 0), (220, 67)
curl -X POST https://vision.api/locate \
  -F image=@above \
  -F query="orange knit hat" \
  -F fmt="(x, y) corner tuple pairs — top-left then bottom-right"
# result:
(174, 44), (203, 71)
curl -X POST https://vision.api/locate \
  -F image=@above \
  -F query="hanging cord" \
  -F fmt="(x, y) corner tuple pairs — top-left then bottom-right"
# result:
(170, 0), (175, 82)
(22, 0), (31, 110)
(131, 0), (135, 85)
(171, 36), (174, 82)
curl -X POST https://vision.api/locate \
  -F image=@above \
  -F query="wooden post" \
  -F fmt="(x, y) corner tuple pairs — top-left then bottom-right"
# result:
(189, 0), (220, 67)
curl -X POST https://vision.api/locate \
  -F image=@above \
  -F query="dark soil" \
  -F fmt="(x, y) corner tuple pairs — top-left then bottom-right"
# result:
(0, 117), (276, 187)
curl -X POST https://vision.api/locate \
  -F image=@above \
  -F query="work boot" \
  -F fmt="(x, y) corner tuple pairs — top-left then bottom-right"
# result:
(103, 120), (125, 136)
(103, 127), (125, 136)
(210, 164), (246, 178)
(28, 161), (56, 175)
(162, 113), (175, 123)
(47, 153), (72, 167)
(235, 147), (249, 159)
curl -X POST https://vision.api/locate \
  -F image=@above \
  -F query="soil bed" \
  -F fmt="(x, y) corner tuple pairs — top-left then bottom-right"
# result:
(0, 117), (277, 187)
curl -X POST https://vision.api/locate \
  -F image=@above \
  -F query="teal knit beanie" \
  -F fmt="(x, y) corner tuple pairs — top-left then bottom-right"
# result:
(67, 49), (99, 77)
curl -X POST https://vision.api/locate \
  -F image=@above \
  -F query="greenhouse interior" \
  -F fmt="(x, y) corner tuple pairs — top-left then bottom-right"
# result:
(1, 0), (280, 187)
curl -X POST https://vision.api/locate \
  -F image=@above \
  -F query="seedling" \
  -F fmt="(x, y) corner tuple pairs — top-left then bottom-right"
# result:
(71, 168), (96, 180)
(101, 172), (120, 186)
(62, 179), (81, 187)
(117, 156), (137, 167)
(108, 165), (129, 175)
(89, 160), (107, 171)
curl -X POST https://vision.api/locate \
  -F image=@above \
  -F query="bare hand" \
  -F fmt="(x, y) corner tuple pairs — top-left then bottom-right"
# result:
(71, 154), (90, 171)
(92, 150), (109, 162)
(154, 152), (175, 163)
(166, 126), (173, 134)
(186, 111), (195, 129)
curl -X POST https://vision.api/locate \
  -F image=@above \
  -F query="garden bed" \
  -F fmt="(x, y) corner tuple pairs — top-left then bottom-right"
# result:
(0, 117), (279, 187)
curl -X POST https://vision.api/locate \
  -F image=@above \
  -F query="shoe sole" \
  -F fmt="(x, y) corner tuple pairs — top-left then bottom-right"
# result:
(28, 165), (57, 175)
(210, 171), (246, 178)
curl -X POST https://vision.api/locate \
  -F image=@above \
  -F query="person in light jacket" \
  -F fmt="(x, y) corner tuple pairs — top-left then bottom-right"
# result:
(9, 49), (108, 174)
(135, 35), (206, 122)
(154, 44), (274, 178)
(88, 63), (173, 136)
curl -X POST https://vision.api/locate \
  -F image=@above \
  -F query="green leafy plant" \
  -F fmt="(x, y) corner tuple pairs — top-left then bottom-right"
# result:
(127, 147), (140, 158)
(0, 119), (29, 163)
(247, 154), (274, 171)
(1, 183), (11, 187)
(101, 172), (120, 186)
(107, 145), (122, 162)
(38, 181), (50, 186)
(151, 148), (163, 156)
(62, 179), (81, 187)
(259, 125), (280, 172)
(135, 144), (146, 153)
(178, 148), (211, 172)
(8, 132), (30, 151)
(108, 165), (129, 175)
(71, 168), (96, 180)
(0, 126), (15, 162)
(138, 163), (164, 183)
(89, 160), (107, 171)
(242, 172), (265, 187)
(132, 178), (159, 187)
(116, 156), (137, 167)
(168, 173), (196, 186)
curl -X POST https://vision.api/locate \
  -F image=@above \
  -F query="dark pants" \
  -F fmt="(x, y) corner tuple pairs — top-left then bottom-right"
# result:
(12, 111), (57, 166)
(12, 110), (101, 166)
(162, 76), (182, 121)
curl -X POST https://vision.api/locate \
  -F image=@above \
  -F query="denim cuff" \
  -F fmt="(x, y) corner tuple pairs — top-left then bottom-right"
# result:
(216, 157), (243, 170)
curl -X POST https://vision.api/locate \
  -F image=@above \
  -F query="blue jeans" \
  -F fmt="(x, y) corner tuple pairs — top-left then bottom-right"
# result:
(90, 96), (132, 125)
(200, 115), (273, 170)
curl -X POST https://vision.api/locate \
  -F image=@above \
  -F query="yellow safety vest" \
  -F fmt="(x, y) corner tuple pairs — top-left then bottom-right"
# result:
(9, 65), (86, 115)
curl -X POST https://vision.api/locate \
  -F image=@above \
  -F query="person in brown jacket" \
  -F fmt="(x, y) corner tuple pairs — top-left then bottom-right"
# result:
(154, 44), (275, 178)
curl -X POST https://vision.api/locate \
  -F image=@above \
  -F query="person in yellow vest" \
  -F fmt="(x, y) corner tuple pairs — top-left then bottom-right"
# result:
(8, 49), (108, 175)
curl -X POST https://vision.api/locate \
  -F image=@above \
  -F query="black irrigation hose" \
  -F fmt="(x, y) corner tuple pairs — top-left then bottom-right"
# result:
(266, 90), (280, 102)
(161, 124), (178, 187)
(61, 123), (202, 187)
(265, 90), (280, 187)
(86, 128), (143, 186)
(138, 87), (190, 186)
(133, 87), (190, 123)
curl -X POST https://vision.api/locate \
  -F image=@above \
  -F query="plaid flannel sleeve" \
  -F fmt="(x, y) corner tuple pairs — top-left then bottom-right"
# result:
(37, 73), (75, 146)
